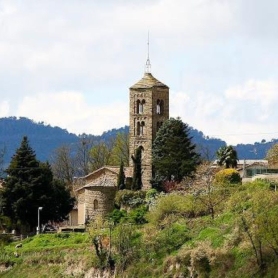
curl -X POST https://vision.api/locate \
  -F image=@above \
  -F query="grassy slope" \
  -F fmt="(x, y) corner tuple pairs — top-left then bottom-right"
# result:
(2, 190), (278, 277)
(0, 233), (96, 278)
(1, 217), (278, 278)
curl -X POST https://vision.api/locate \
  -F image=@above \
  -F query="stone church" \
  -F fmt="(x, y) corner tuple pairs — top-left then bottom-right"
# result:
(73, 58), (169, 225)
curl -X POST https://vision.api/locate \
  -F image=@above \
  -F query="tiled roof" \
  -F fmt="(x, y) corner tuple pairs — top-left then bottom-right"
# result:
(130, 73), (168, 89)
(84, 177), (116, 188)
(76, 176), (116, 191)
(74, 165), (133, 191)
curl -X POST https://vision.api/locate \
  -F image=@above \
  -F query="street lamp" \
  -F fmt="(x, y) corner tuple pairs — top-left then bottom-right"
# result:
(37, 207), (43, 235)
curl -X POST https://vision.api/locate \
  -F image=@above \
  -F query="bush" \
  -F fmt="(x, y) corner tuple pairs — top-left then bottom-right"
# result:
(214, 169), (241, 185)
(115, 190), (146, 208)
(127, 206), (148, 224)
(146, 188), (158, 199)
(145, 223), (190, 259)
(0, 234), (12, 247)
(146, 193), (204, 227)
(108, 209), (127, 224)
(156, 223), (189, 253)
(113, 223), (142, 271)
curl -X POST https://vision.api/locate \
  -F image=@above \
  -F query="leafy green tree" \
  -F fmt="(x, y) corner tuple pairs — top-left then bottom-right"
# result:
(46, 179), (75, 223)
(227, 180), (278, 270)
(2, 136), (74, 232)
(89, 141), (114, 171)
(216, 145), (238, 168)
(117, 160), (125, 190)
(266, 143), (278, 168)
(189, 163), (229, 219)
(109, 132), (129, 166)
(50, 145), (75, 185)
(152, 117), (200, 183)
(131, 146), (143, 190)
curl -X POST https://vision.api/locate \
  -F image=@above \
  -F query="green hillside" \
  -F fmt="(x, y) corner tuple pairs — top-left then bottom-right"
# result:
(1, 179), (278, 277)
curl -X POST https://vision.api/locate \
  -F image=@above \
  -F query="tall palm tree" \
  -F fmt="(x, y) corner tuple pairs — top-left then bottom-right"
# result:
(216, 145), (238, 168)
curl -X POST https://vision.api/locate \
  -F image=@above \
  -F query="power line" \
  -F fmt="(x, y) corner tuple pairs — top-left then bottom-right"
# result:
(208, 131), (278, 137)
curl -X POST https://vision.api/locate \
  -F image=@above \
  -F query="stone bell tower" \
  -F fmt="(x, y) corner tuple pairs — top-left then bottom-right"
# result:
(129, 48), (169, 190)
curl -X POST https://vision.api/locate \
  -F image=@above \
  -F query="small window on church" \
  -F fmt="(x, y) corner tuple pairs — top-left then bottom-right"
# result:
(140, 121), (145, 135)
(139, 103), (143, 114)
(141, 99), (145, 113)
(136, 100), (140, 114)
(138, 99), (145, 114)
(137, 121), (141, 135)
(93, 199), (98, 210)
(157, 99), (161, 114)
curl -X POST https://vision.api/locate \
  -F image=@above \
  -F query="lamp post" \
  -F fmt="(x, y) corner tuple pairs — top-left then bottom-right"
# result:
(37, 207), (43, 235)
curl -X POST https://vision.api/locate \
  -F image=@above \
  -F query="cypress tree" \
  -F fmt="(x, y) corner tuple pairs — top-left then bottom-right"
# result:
(131, 146), (143, 191)
(117, 160), (125, 190)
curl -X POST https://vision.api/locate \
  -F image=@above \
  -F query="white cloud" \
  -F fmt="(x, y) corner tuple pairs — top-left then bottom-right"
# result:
(170, 79), (278, 145)
(0, 100), (10, 116)
(16, 91), (128, 135)
(1, 0), (278, 147)
(225, 79), (278, 102)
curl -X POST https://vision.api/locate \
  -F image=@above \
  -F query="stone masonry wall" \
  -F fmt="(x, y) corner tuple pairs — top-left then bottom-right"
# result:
(129, 85), (169, 190)
(85, 186), (117, 222)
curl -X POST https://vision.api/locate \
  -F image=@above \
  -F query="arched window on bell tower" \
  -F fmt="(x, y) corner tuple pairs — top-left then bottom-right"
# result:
(141, 99), (145, 113)
(136, 99), (146, 114)
(156, 99), (160, 114)
(136, 100), (140, 114)
(157, 99), (164, 114)
(136, 121), (145, 136)
(140, 121), (145, 135)
(137, 121), (141, 135)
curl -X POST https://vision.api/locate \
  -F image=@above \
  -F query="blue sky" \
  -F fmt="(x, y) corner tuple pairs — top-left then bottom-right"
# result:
(1, 0), (278, 145)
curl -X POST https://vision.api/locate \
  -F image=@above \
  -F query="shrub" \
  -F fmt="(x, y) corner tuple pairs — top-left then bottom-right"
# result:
(146, 194), (203, 227)
(146, 188), (158, 199)
(108, 209), (127, 224)
(113, 223), (142, 271)
(114, 190), (146, 208)
(156, 223), (189, 252)
(214, 169), (241, 185)
(127, 206), (148, 224)
(0, 234), (12, 247)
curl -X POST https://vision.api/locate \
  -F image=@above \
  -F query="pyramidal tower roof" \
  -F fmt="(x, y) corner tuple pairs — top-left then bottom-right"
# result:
(130, 72), (168, 89)
(130, 34), (168, 89)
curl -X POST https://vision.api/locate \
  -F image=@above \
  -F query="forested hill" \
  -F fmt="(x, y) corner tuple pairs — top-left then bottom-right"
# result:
(0, 117), (129, 166)
(189, 128), (278, 160)
(0, 117), (93, 165)
(0, 117), (275, 166)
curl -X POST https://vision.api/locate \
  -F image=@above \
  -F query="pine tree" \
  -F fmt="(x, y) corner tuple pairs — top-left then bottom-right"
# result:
(131, 146), (143, 190)
(152, 117), (200, 183)
(2, 136), (74, 232)
(117, 160), (125, 190)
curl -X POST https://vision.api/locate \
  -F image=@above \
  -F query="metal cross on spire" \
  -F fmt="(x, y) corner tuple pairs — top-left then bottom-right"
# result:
(145, 32), (151, 73)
